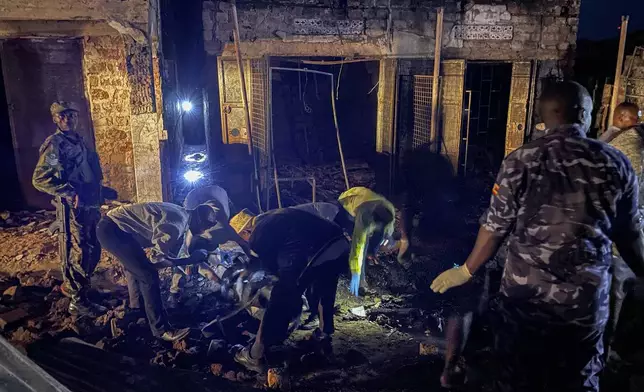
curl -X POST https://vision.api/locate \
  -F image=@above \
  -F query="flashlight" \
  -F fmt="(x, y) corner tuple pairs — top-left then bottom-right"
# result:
(184, 170), (203, 183)
(181, 100), (193, 113)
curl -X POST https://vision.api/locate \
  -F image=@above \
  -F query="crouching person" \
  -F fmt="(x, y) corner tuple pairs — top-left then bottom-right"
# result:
(96, 202), (212, 342)
(234, 208), (350, 372)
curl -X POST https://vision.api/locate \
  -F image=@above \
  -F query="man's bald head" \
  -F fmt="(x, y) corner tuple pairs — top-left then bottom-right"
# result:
(613, 102), (640, 130)
(538, 80), (593, 133)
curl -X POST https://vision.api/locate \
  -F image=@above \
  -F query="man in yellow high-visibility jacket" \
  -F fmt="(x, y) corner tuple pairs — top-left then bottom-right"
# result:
(338, 187), (396, 296)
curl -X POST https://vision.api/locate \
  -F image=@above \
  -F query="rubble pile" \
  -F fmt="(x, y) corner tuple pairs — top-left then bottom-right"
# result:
(277, 161), (375, 205)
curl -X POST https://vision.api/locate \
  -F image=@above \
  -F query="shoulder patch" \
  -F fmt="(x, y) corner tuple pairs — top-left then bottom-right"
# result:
(45, 153), (59, 166)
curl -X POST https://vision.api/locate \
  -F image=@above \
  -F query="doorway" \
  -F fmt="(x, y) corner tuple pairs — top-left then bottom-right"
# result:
(461, 62), (512, 178)
(0, 56), (21, 210)
(1, 39), (95, 210)
(269, 57), (379, 205)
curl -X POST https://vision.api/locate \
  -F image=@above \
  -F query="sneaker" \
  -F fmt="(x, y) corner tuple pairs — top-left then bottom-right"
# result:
(234, 346), (265, 373)
(160, 327), (191, 342)
(299, 315), (320, 331)
(69, 299), (107, 318)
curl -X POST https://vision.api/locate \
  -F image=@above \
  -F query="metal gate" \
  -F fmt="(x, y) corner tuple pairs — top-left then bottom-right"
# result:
(412, 75), (434, 149)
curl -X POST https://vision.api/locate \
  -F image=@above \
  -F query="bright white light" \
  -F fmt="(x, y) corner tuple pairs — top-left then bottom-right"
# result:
(183, 170), (203, 183)
(181, 100), (193, 112)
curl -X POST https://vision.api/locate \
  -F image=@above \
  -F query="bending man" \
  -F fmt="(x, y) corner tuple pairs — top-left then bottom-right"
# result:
(97, 202), (212, 342)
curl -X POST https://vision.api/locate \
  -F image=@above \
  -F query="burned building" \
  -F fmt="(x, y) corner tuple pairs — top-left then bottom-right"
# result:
(202, 0), (580, 206)
(0, 0), (172, 210)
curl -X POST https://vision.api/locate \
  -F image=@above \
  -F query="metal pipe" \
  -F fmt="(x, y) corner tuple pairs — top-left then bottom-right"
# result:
(269, 66), (350, 190)
(231, 0), (262, 211)
(389, 61), (400, 196)
(525, 61), (538, 143)
(462, 90), (473, 173)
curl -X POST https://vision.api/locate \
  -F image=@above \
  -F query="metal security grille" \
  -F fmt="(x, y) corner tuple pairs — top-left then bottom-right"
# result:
(249, 58), (269, 189)
(412, 75), (433, 149)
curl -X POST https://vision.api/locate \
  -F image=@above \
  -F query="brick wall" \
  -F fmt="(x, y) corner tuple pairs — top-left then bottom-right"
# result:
(204, 0), (579, 60)
(83, 35), (164, 202)
(83, 35), (137, 201)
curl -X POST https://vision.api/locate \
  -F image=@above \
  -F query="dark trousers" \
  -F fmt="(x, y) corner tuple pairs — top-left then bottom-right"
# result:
(96, 217), (167, 337)
(490, 297), (604, 392)
(57, 198), (102, 299)
(251, 256), (345, 359)
(605, 255), (635, 347)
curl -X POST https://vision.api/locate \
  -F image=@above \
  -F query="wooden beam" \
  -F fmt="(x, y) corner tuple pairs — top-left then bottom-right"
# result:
(0, 20), (116, 38)
(430, 8), (443, 151)
(609, 15), (629, 126)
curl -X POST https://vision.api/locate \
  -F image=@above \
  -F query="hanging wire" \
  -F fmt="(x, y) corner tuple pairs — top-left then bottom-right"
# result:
(336, 59), (344, 100)
(314, 72), (320, 100)
(303, 70), (312, 113)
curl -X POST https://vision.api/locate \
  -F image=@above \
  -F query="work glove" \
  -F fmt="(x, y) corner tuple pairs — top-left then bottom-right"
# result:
(350, 273), (361, 297)
(430, 264), (472, 294)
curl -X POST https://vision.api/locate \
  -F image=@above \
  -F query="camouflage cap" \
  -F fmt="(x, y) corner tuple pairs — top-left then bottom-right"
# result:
(50, 101), (78, 116)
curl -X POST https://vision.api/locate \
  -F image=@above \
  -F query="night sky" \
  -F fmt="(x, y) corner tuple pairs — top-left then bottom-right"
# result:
(578, 0), (644, 40)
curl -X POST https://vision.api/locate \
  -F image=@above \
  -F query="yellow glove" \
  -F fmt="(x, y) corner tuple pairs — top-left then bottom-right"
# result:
(430, 264), (472, 294)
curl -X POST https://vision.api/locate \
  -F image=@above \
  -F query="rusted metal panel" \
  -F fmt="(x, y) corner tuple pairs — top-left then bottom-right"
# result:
(376, 58), (397, 153)
(1, 39), (94, 209)
(440, 59), (465, 172)
(217, 57), (251, 145)
(505, 61), (531, 156)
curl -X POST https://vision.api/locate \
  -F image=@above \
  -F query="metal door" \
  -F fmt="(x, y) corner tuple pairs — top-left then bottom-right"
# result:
(1, 39), (94, 209)
(505, 62), (532, 156)
(440, 60), (466, 173)
(217, 57), (251, 145)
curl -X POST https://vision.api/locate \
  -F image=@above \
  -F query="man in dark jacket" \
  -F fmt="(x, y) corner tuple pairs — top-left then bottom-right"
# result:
(234, 208), (350, 372)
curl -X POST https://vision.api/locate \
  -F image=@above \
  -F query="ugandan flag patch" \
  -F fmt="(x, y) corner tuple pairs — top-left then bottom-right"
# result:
(492, 183), (500, 196)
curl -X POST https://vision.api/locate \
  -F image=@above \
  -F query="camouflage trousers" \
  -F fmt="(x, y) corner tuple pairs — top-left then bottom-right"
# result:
(489, 296), (604, 392)
(57, 198), (102, 299)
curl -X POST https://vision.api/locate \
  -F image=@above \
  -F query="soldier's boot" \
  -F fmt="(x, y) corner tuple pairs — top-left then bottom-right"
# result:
(69, 294), (107, 318)
(160, 327), (191, 343)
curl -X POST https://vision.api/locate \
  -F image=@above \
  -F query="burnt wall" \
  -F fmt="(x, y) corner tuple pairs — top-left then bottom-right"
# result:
(83, 36), (165, 203)
(83, 35), (137, 201)
(0, 0), (148, 24)
(204, 0), (579, 60)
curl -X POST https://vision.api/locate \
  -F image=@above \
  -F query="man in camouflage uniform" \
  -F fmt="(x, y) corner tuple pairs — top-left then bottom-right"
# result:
(33, 102), (107, 317)
(431, 81), (644, 391)
(598, 102), (643, 345)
